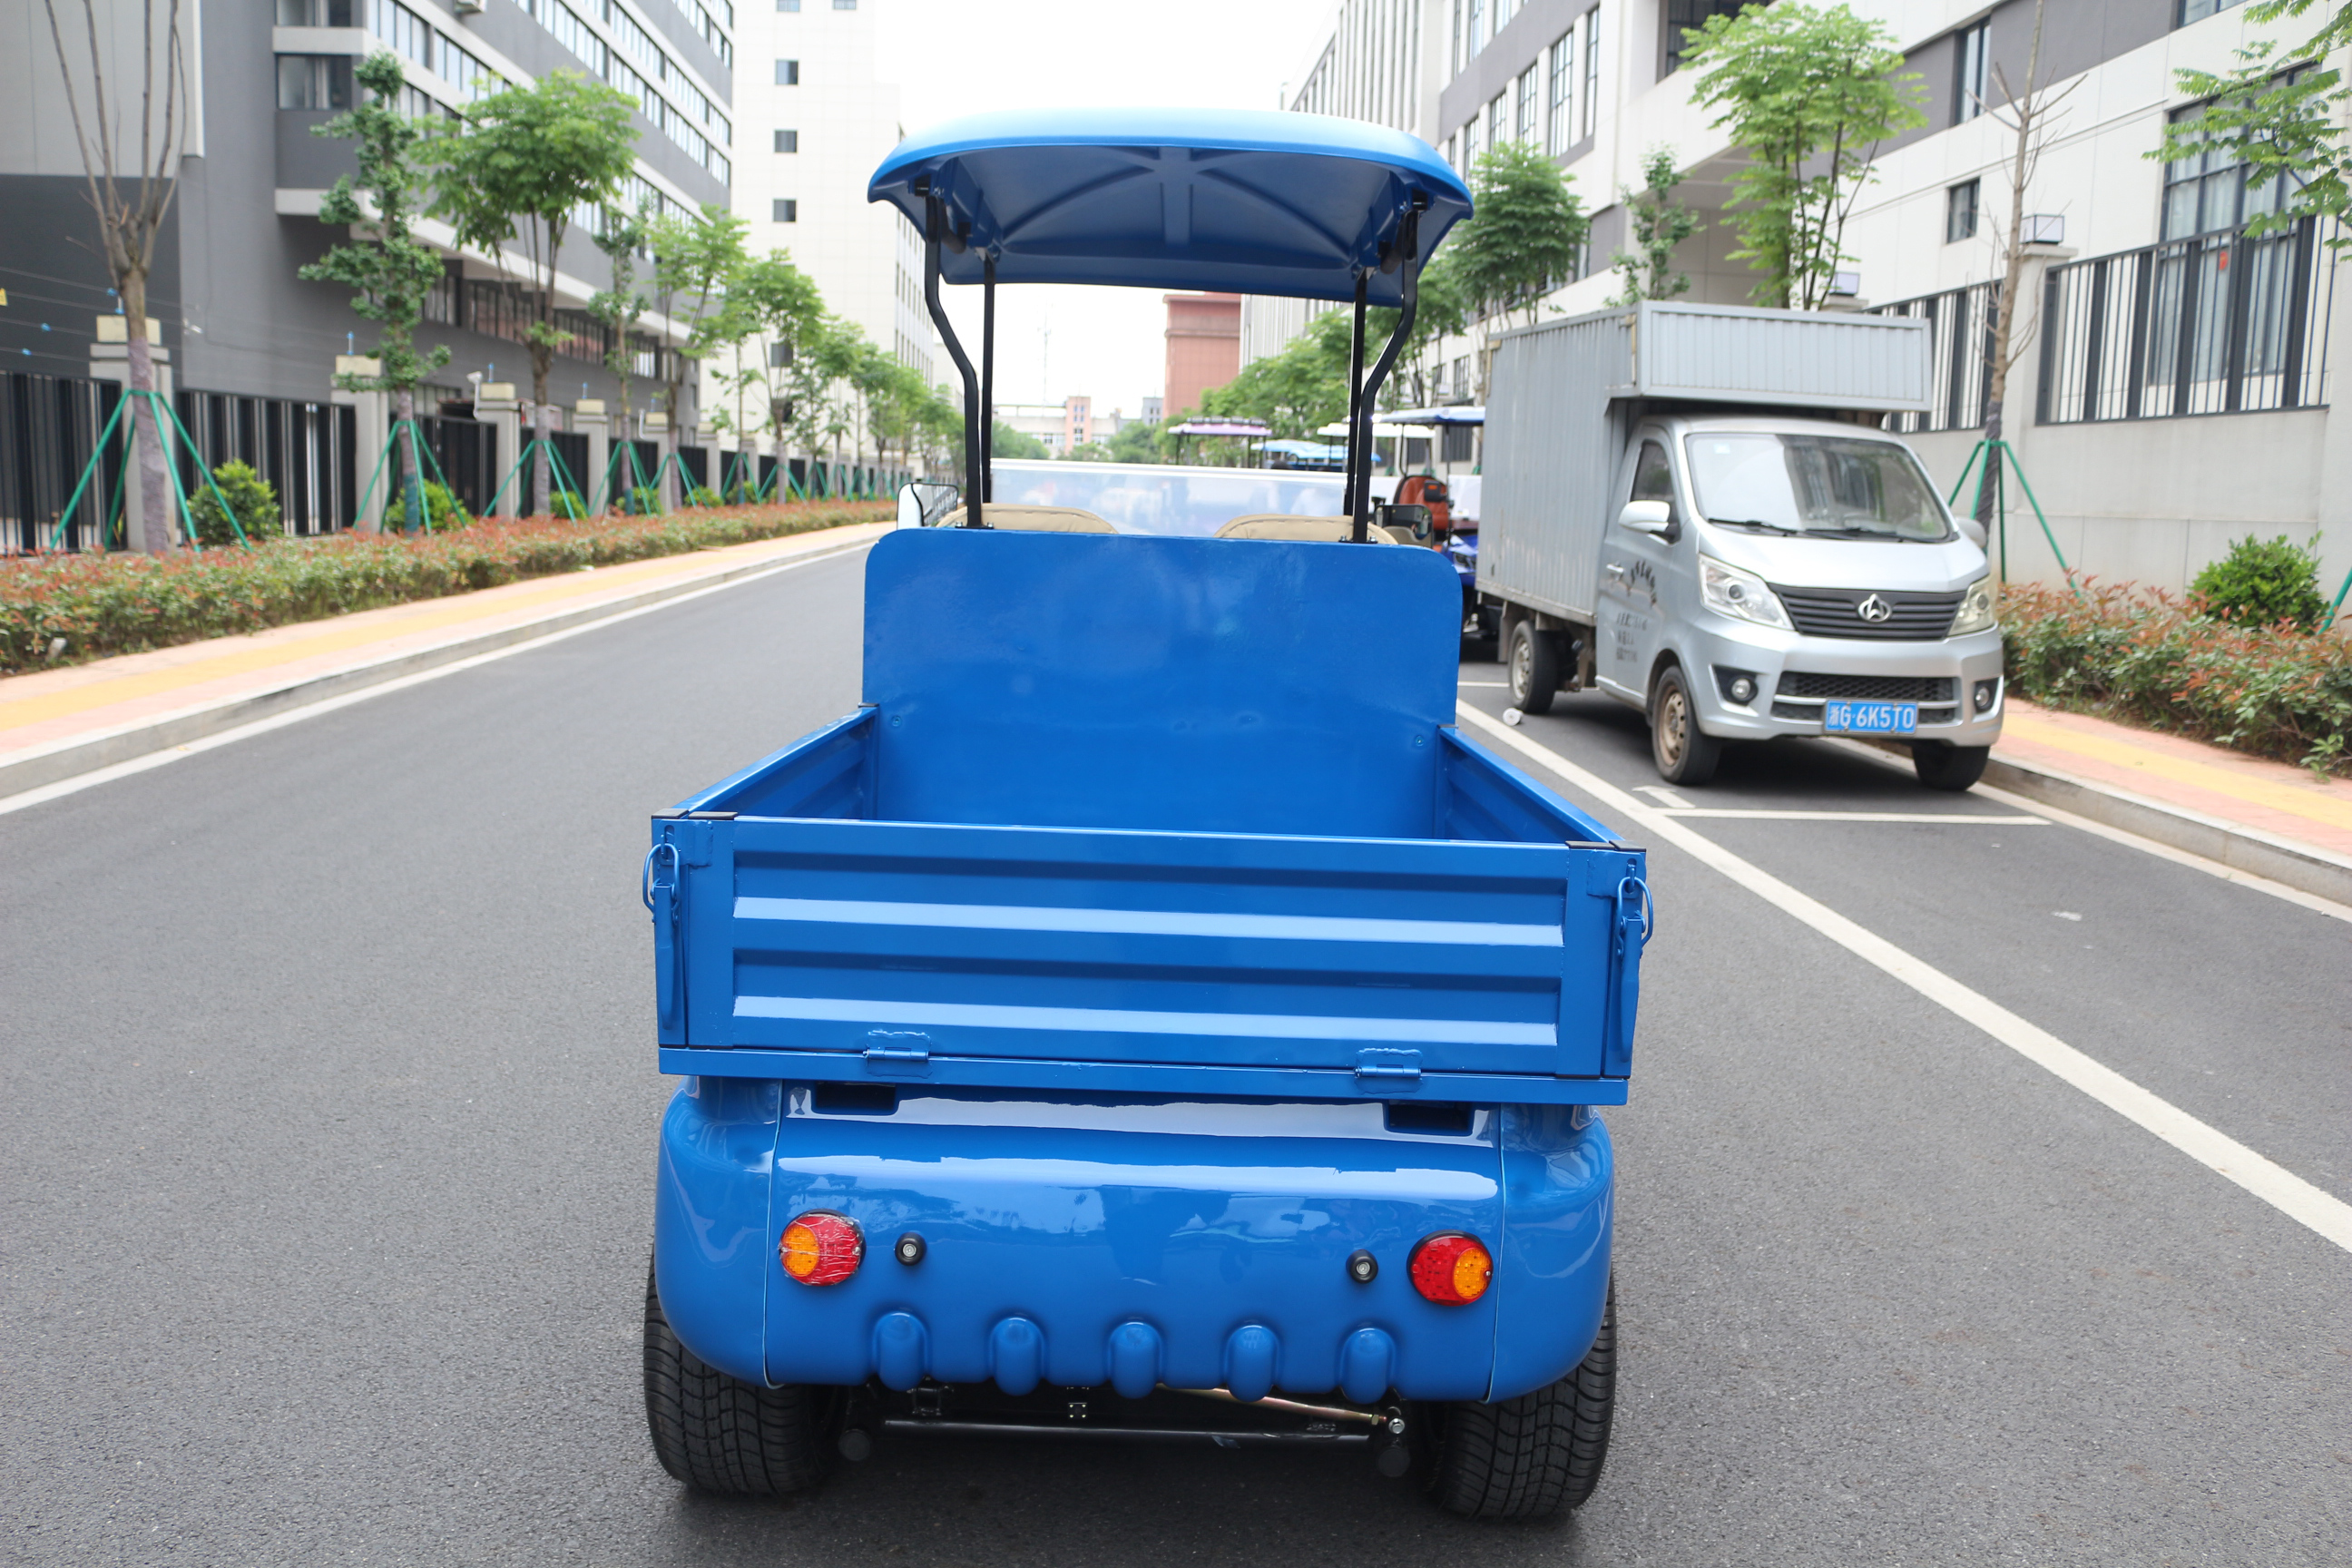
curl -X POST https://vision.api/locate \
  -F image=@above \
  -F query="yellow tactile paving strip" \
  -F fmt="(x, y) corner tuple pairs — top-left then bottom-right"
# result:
(1995, 702), (2352, 858)
(0, 523), (885, 757)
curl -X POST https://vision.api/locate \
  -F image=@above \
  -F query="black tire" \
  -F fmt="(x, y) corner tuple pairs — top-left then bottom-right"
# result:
(643, 1261), (834, 1494)
(1911, 740), (1990, 791)
(1648, 664), (1721, 786)
(1508, 620), (1560, 714)
(1428, 1279), (1618, 1520)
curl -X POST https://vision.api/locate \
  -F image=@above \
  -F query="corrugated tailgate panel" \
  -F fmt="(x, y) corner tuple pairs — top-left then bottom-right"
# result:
(675, 815), (1632, 1095)
(1637, 301), (1931, 411)
(1480, 314), (1630, 620)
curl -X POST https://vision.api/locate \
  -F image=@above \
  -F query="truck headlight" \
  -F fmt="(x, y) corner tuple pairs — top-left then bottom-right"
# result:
(1950, 576), (1997, 635)
(1700, 557), (1790, 630)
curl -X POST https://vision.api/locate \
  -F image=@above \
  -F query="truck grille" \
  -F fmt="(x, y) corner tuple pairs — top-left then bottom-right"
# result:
(1772, 585), (1963, 640)
(1775, 672), (1956, 703)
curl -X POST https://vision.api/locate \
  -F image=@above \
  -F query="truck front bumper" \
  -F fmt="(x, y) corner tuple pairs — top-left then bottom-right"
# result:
(1679, 623), (2006, 748)
(654, 1083), (1612, 1406)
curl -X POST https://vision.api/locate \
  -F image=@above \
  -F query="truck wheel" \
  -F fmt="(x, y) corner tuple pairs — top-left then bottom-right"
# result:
(1428, 1279), (1617, 1519)
(1649, 665), (1721, 786)
(1507, 621), (1560, 714)
(643, 1261), (834, 1494)
(1912, 740), (1990, 791)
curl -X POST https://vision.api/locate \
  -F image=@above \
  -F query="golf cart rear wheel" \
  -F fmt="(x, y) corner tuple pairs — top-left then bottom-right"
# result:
(1508, 620), (1560, 714)
(1911, 740), (1990, 791)
(643, 1260), (834, 1494)
(1649, 664), (1721, 786)
(1427, 1278), (1618, 1519)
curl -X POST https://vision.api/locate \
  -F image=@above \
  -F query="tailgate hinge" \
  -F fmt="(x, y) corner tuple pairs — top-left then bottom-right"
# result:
(863, 1031), (934, 1077)
(1355, 1048), (1422, 1086)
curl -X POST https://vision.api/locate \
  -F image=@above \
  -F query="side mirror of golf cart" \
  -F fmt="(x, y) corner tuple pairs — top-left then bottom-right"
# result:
(897, 482), (960, 528)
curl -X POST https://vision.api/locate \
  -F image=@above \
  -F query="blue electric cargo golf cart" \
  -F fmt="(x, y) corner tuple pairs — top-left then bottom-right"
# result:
(640, 109), (1650, 1520)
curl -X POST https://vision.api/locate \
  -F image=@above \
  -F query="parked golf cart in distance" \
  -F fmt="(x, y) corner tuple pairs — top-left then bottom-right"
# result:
(640, 109), (1649, 1522)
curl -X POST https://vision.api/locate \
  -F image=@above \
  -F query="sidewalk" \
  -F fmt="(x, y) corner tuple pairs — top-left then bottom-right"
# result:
(0, 521), (887, 798)
(1985, 699), (2352, 906)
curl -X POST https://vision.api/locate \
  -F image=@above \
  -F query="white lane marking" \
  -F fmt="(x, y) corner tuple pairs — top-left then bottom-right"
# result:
(0, 544), (870, 818)
(1634, 784), (1695, 809)
(1457, 702), (2352, 1256)
(1655, 808), (2049, 824)
(1823, 737), (2352, 926)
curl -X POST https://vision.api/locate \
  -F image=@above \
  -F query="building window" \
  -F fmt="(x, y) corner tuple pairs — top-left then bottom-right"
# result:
(775, 58), (799, 84)
(1945, 179), (1980, 242)
(275, 54), (353, 110)
(774, 128), (798, 152)
(2162, 82), (2306, 239)
(1450, 0), (1463, 74)
(1582, 9), (1600, 140)
(1445, 132), (1458, 172)
(1516, 64), (1538, 141)
(1954, 22), (1989, 122)
(833, 0), (856, 7)
(1662, 1), (1745, 77)
(1487, 93), (1505, 150)
(1461, 113), (1479, 169)
(1547, 32), (1573, 155)
(777, 0), (798, 9)
(1467, 0), (1484, 61)
(772, 199), (798, 222)
(2178, 0), (2249, 21)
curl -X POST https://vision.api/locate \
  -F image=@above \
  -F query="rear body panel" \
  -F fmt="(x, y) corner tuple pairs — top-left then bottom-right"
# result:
(655, 1085), (1613, 1404)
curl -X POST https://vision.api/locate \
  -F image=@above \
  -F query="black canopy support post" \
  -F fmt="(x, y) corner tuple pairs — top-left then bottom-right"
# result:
(982, 252), (997, 504)
(1342, 274), (1369, 534)
(922, 189), (985, 527)
(1353, 206), (1423, 543)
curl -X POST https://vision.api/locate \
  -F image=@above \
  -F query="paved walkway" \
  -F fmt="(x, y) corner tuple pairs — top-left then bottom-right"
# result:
(1994, 699), (2352, 860)
(0, 522), (886, 779)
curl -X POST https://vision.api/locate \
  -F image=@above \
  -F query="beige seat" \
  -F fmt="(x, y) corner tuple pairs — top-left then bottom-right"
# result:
(1214, 514), (1398, 542)
(937, 505), (1117, 533)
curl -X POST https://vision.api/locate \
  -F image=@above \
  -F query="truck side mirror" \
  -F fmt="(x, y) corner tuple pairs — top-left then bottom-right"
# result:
(897, 481), (959, 528)
(1617, 499), (1675, 537)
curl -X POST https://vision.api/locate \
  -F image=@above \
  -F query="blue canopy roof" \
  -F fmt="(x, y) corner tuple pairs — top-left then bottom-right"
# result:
(868, 109), (1472, 306)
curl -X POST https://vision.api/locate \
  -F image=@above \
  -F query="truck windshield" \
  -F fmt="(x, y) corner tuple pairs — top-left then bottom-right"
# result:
(1683, 434), (1951, 542)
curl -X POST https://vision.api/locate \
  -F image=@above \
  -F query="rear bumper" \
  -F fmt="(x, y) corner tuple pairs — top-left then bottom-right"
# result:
(1681, 623), (2006, 747)
(653, 1084), (1612, 1406)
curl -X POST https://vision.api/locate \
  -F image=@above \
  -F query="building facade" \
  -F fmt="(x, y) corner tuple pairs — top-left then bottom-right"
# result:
(2, 0), (735, 537)
(1163, 291), (1242, 421)
(1259, 0), (2349, 593)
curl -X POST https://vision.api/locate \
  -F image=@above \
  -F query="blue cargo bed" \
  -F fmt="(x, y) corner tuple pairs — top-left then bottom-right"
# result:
(649, 528), (1646, 1104)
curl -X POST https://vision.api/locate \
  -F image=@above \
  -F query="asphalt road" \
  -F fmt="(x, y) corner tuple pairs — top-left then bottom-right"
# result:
(3, 549), (2346, 1566)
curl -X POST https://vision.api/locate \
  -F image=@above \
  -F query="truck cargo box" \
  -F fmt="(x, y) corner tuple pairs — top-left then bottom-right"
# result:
(1481, 301), (1933, 622)
(648, 527), (1648, 1106)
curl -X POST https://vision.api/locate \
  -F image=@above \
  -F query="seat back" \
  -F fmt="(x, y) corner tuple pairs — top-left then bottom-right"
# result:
(937, 505), (1117, 533)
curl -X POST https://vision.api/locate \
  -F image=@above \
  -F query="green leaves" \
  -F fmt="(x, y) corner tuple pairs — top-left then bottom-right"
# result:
(1685, 2), (1926, 308)
(1446, 141), (1590, 328)
(2153, 0), (2351, 246)
(1610, 148), (1700, 306)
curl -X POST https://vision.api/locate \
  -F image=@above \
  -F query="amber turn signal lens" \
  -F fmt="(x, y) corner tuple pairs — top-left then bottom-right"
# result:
(779, 1210), (864, 1285)
(1407, 1232), (1492, 1305)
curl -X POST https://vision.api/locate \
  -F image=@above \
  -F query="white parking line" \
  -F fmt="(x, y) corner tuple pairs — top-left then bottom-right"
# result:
(1656, 808), (2049, 824)
(1457, 701), (2352, 1257)
(0, 545), (869, 818)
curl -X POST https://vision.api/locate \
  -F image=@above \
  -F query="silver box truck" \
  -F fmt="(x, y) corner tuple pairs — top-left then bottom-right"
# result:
(1478, 301), (2004, 790)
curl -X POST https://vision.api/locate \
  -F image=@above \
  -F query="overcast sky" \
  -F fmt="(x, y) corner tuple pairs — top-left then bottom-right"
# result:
(871, 0), (1336, 422)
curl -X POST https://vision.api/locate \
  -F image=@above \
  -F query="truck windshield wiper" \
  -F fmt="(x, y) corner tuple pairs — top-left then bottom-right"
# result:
(1706, 517), (1801, 534)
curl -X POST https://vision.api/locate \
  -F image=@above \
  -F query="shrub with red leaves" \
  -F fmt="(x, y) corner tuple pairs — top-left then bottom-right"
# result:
(0, 502), (889, 675)
(2003, 578), (2352, 777)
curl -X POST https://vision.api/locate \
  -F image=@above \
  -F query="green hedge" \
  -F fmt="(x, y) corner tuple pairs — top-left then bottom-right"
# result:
(2, 500), (890, 673)
(2003, 578), (2352, 777)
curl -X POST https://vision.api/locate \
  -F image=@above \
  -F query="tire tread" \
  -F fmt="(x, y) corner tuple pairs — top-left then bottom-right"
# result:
(642, 1262), (830, 1495)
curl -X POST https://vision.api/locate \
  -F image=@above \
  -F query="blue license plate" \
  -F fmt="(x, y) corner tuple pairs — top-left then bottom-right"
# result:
(1822, 701), (1917, 734)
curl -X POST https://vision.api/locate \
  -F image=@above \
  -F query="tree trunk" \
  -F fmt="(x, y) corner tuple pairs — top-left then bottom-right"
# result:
(530, 346), (553, 518)
(388, 387), (416, 536)
(120, 273), (176, 554)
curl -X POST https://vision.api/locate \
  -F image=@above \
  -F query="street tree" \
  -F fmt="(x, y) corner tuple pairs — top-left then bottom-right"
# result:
(1685, 2), (1926, 309)
(1609, 148), (1701, 306)
(1445, 141), (1589, 396)
(427, 68), (637, 517)
(2155, 0), (2352, 246)
(732, 251), (824, 488)
(301, 50), (453, 534)
(589, 201), (653, 509)
(41, 0), (190, 551)
(650, 203), (750, 505)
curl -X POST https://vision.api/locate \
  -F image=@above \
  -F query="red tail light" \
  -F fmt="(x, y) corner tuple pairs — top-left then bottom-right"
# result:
(779, 1210), (864, 1286)
(1408, 1232), (1493, 1305)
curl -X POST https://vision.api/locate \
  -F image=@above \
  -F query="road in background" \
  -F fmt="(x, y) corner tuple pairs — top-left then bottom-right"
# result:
(3, 564), (2344, 1565)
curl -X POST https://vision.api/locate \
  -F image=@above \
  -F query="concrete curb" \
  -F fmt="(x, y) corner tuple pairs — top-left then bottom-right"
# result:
(0, 533), (875, 799)
(1977, 752), (2352, 909)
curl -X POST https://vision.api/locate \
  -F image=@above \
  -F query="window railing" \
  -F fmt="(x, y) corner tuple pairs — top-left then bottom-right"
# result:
(1868, 281), (1995, 435)
(2036, 218), (2333, 424)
